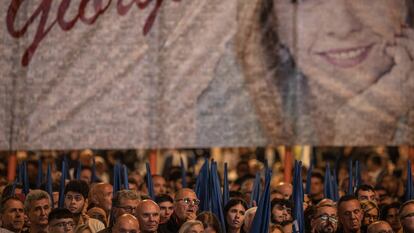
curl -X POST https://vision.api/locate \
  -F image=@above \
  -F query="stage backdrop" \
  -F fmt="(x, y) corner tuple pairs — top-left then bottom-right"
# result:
(1, 0), (413, 149)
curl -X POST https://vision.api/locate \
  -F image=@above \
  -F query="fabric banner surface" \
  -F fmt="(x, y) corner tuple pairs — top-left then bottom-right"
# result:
(1, 0), (413, 149)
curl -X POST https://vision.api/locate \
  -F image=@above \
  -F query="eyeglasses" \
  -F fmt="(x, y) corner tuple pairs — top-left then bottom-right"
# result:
(176, 198), (200, 206)
(117, 205), (138, 213)
(317, 214), (338, 223)
(65, 194), (83, 202)
(52, 221), (75, 228)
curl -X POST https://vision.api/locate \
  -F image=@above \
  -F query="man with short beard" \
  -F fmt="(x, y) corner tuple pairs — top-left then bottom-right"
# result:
(311, 200), (338, 233)
(159, 188), (199, 233)
(0, 196), (25, 233)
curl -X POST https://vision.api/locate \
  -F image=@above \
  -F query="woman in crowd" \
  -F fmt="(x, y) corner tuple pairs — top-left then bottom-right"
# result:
(381, 202), (402, 233)
(360, 200), (380, 233)
(236, 0), (414, 144)
(224, 198), (248, 233)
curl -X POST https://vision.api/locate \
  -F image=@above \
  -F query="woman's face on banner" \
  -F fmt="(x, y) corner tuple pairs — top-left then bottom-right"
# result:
(273, 0), (407, 97)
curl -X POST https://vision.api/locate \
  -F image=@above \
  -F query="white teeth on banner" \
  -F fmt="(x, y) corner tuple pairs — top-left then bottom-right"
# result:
(325, 48), (366, 60)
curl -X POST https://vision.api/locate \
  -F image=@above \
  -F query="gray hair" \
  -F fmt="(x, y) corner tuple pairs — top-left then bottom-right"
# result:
(178, 220), (204, 233)
(112, 190), (140, 207)
(24, 189), (51, 212)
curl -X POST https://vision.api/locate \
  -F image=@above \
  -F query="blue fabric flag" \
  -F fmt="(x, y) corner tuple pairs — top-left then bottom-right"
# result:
(58, 160), (67, 208)
(406, 160), (414, 201)
(249, 168), (272, 233)
(18, 163), (23, 184)
(122, 165), (129, 190)
(113, 162), (122, 195)
(145, 163), (155, 199)
(180, 157), (187, 188)
(348, 159), (353, 195)
(305, 163), (313, 195)
(324, 163), (334, 200)
(195, 158), (210, 212)
(91, 157), (98, 183)
(36, 159), (43, 189)
(76, 161), (82, 180)
(210, 162), (227, 233)
(46, 163), (54, 207)
(22, 161), (29, 195)
(223, 162), (230, 206)
(355, 160), (361, 190)
(11, 178), (17, 195)
(250, 172), (261, 207)
(293, 161), (305, 233)
(332, 169), (339, 202)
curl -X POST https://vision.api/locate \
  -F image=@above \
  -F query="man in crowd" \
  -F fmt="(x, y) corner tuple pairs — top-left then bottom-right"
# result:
(273, 182), (293, 200)
(112, 214), (140, 233)
(24, 190), (52, 233)
(155, 195), (174, 224)
(309, 173), (325, 205)
(338, 195), (363, 233)
(89, 183), (113, 219)
(310, 200), (338, 233)
(48, 208), (75, 233)
(356, 185), (377, 204)
(64, 180), (105, 232)
(136, 200), (160, 233)
(367, 221), (393, 233)
(98, 189), (141, 233)
(399, 200), (414, 233)
(271, 199), (292, 225)
(159, 188), (199, 233)
(153, 175), (167, 196)
(0, 196), (25, 233)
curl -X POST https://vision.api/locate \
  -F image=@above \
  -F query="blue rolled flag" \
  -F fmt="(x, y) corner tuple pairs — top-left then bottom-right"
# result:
(195, 158), (210, 212)
(145, 163), (155, 199)
(250, 172), (261, 207)
(180, 157), (187, 188)
(348, 159), (353, 195)
(58, 160), (67, 208)
(332, 169), (339, 202)
(223, 162), (230, 206)
(22, 161), (29, 195)
(113, 162), (122, 194)
(91, 157), (98, 183)
(122, 165), (129, 190)
(46, 163), (54, 207)
(292, 161), (305, 233)
(249, 168), (272, 233)
(11, 178), (17, 195)
(36, 159), (43, 189)
(355, 160), (361, 190)
(406, 160), (414, 201)
(76, 161), (82, 180)
(324, 163), (334, 200)
(210, 162), (227, 233)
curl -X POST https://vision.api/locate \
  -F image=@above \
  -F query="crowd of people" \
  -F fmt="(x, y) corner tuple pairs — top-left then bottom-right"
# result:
(0, 147), (413, 233)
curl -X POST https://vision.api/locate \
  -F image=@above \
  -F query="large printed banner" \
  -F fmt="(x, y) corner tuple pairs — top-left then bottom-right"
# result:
(1, 0), (413, 149)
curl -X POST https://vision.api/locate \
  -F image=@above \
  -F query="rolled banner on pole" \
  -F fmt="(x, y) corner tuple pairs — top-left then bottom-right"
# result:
(223, 162), (230, 206)
(348, 159), (353, 195)
(123, 164), (129, 190)
(58, 160), (67, 208)
(36, 159), (43, 189)
(146, 163), (155, 199)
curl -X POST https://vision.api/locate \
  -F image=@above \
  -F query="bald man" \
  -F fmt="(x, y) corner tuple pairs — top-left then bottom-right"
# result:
(367, 221), (393, 233)
(273, 182), (293, 200)
(159, 188), (199, 233)
(89, 183), (113, 216)
(136, 200), (160, 233)
(112, 214), (140, 233)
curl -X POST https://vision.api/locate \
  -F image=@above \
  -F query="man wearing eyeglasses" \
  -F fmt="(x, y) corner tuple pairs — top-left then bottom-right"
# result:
(64, 180), (105, 232)
(399, 200), (414, 233)
(338, 195), (363, 233)
(48, 208), (75, 233)
(310, 200), (338, 233)
(159, 188), (199, 233)
(98, 190), (141, 233)
(367, 221), (393, 233)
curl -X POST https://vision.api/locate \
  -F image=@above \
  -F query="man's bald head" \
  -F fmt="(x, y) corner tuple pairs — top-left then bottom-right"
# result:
(112, 214), (140, 233)
(367, 221), (392, 233)
(89, 183), (113, 213)
(274, 182), (293, 200)
(136, 200), (160, 233)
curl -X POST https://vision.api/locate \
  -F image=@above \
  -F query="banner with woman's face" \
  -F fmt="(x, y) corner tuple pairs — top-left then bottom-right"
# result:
(0, 0), (413, 149)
